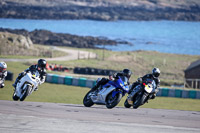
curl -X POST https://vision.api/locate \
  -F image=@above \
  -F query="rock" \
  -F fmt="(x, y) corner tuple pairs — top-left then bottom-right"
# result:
(0, 28), (131, 49)
(0, 32), (33, 49)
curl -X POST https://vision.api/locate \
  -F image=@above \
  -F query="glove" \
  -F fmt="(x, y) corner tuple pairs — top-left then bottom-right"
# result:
(113, 73), (117, 78)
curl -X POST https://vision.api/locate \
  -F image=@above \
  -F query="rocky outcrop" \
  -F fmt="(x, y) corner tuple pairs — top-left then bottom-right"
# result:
(0, 31), (54, 57)
(0, 31), (33, 49)
(0, 28), (131, 48)
(0, 0), (200, 21)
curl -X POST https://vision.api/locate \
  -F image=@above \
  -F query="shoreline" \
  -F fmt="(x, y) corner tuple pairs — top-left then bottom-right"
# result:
(1, 0), (200, 21)
(0, 27), (131, 49)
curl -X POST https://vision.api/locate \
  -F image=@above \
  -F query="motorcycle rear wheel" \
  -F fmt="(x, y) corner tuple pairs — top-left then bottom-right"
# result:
(83, 90), (94, 107)
(106, 92), (122, 109)
(124, 99), (131, 108)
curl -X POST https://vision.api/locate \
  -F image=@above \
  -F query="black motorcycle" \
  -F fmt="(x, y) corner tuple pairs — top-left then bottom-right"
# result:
(124, 79), (157, 109)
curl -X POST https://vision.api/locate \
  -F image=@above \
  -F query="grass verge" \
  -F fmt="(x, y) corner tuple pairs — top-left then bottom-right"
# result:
(1, 81), (200, 111)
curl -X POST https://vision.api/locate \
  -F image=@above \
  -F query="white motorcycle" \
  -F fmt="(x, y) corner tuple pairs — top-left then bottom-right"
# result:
(12, 70), (41, 101)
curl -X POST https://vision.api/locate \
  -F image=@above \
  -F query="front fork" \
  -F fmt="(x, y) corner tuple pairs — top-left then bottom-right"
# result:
(112, 89), (125, 98)
(15, 83), (29, 97)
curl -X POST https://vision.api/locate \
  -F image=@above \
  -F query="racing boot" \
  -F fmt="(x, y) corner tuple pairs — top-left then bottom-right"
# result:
(34, 87), (38, 91)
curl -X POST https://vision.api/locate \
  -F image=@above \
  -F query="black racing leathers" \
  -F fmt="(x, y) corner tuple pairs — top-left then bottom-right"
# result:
(91, 72), (129, 91)
(129, 74), (160, 94)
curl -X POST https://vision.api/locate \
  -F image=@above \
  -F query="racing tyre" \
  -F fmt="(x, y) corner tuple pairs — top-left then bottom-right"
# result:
(20, 85), (31, 101)
(83, 90), (94, 107)
(124, 99), (131, 108)
(133, 94), (147, 109)
(106, 92), (122, 109)
(12, 92), (19, 101)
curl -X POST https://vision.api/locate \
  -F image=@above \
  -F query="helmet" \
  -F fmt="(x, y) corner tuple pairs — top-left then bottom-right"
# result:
(0, 62), (7, 73)
(152, 68), (160, 78)
(122, 69), (132, 79)
(37, 59), (47, 70)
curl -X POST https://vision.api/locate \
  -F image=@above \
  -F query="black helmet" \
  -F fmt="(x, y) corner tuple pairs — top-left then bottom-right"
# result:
(122, 69), (132, 79)
(38, 59), (47, 69)
(152, 68), (160, 78)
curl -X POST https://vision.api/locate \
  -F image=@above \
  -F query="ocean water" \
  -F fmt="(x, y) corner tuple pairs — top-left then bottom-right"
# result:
(0, 18), (200, 55)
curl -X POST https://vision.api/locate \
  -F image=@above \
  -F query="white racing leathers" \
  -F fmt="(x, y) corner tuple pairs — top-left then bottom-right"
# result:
(13, 70), (45, 101)
(0, 71), (7, 87)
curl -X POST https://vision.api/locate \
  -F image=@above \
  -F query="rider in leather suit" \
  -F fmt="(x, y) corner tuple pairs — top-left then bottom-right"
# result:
(91, 69), (132, 91)
(13, 59), (47, 91)
(0, 62), (7, 88)
(129, 68), (160, 99)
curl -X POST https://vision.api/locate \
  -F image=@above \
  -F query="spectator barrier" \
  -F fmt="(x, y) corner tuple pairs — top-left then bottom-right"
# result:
(45, 74), (200, 99)
(46, 74), (96, 88)
(73, 67), (117, 76)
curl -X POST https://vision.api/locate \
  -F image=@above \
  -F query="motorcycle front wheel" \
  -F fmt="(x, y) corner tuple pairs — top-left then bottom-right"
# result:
(133, 93), (147, 109)
(12, 92), (19, 101)
(20, 85), (31, 101)
(106, 92), (122, 109)
(83, 90), (94, 107)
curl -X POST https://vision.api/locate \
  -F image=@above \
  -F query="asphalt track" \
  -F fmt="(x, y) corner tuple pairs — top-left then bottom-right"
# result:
(0, 100), (200, 133)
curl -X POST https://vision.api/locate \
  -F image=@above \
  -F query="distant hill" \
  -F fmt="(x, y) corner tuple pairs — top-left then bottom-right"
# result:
(0, 0), (200, 21)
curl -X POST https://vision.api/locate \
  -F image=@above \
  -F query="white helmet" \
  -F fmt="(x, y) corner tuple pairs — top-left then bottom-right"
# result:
(152, 67), (160, 78)
(0, 62), (7, 72)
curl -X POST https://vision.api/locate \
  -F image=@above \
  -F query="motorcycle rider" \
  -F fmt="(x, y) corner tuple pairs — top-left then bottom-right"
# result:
(12, 59), (47, 90)
(0, 62), (7, 88)
(129, 67), (160, 99)
(91, 69), (132, 91)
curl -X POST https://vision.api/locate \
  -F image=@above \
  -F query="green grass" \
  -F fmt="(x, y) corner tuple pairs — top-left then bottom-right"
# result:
(1, 49), (200, 111)
(0, 44), (67, 59)
(48, 48), (200, 86)
(1, 81), (200, 111)
(0, 55), (43, 59)
(3, 46), (200, 86)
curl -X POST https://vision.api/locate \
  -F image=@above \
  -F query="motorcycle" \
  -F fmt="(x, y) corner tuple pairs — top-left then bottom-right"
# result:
(12, 70), (41, 101)
(83, 76), (129, 109)
(124, 78), (156, 109)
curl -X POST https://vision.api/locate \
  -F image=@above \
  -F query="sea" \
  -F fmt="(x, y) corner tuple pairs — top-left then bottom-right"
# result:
(0, 18), (200, 55)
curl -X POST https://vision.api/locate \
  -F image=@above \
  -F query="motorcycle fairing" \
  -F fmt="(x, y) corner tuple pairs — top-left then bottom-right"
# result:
(15, 71), (40, 97)
(90, 85), (116, 104)
(90, 76), (128, 104)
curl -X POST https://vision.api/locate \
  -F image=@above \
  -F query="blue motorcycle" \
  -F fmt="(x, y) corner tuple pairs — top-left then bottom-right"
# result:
(83, 76), (129, 109)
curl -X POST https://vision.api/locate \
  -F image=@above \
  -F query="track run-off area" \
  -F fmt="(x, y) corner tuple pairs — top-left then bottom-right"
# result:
(0, 100), (199, 133)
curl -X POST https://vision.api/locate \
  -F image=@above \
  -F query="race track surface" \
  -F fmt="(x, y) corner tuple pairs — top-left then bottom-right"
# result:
(0, 100), (199, 133)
